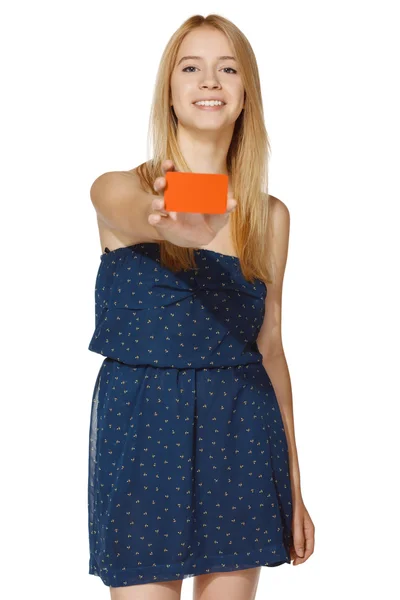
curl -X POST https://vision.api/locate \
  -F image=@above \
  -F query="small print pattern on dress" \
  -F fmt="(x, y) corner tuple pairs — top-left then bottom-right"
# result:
(87, 243), (293, 587)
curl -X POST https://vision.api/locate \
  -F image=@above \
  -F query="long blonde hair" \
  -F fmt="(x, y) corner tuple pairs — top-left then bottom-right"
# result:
(137, 14), (274, 285)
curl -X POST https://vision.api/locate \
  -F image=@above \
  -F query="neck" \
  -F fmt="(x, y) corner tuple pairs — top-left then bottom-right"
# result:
(176, 123), (234, 196)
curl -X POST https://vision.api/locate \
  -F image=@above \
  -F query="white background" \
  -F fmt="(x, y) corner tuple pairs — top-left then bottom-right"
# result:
(2, 1), (399, 598)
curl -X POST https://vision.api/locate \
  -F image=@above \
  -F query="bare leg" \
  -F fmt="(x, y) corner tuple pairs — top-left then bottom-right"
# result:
(109, 578), (183, 600)
(193, 567), (261, 600)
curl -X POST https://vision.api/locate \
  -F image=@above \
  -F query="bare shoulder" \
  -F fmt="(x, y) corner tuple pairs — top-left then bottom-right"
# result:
(267, 194), (290, 230)
(90, 167), (140, 203)
(89, 162), (162, 250)
(265, 194), (290, 288)
(265, 194), (290, 243)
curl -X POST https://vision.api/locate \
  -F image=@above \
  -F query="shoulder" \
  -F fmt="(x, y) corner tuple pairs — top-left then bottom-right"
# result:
(90, 168), (138, 198)
(267, 194), (290, 230)
(89, 162), (160, 248)
(264, 194), (290, 286)
(265, 194), (290, 245)
(90, 165), (147, 210)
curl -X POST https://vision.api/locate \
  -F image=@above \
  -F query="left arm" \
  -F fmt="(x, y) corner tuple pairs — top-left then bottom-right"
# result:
(255, 196), (302, 502)
(256, 195), (315, 565)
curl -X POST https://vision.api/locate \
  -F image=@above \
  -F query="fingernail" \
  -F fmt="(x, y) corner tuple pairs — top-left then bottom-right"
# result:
(297, 548), (304, 557)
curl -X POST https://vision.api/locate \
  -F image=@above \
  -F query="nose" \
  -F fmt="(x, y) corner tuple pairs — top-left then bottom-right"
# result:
(199, 69), (222, 89)
(200, 80), (222, 90)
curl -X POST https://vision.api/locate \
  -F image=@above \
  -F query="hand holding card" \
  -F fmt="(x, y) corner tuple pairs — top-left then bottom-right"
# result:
(150, 164), (237, 248)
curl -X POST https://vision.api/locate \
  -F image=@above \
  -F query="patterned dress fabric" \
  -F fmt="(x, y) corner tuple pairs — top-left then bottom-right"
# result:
(87, 242), (293, 587)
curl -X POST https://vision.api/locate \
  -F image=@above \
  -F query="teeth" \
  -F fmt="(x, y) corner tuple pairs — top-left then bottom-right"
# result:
(195, 100), (224, 106)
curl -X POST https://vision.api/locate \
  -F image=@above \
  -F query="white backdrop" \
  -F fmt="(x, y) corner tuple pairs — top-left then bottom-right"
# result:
(2, 0), (399, 598)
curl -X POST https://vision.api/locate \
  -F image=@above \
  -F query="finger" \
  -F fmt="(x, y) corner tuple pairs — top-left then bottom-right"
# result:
(152, 197), (167, 213)
(293, 542), (312, 566)
(226, 198), (238, 213)
(292, 547), (307, 565)
(151, 197), (176, 222)
(161, 160), (170, 176)
(293, 522), (305, 559)
(148, 212), (174, 227)
(150, 210), (177, 223)
(293, 530), (311, 564)
(303, 524), (315, 556)
(148, 214), (162, 225)
(161, 160), (175, 176)
(153, 176), (166, 193)
(292, 515), (314, 565)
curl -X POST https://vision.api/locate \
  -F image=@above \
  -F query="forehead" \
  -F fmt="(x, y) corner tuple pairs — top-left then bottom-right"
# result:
(178, 27), (233, 56)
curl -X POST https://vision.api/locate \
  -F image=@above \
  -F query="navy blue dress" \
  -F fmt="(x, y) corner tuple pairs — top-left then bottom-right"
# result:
(88, 242), (293, 587)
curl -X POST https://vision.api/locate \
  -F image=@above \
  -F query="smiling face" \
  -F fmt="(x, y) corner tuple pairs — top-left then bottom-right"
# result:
(170, 27), (245, 132)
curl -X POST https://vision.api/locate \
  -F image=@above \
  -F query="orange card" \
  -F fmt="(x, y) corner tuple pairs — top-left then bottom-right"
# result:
(164, 172), (229, 214)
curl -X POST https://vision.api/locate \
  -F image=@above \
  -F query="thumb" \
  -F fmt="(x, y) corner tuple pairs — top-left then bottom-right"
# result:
(293, 521), (305, 558)
(148, 210), (178, 227)
(226, 198), (237, 213)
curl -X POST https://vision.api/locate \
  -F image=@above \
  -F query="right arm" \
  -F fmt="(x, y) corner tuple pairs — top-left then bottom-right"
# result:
(90, 170), (163, 243)
(91, 162), (238, 249)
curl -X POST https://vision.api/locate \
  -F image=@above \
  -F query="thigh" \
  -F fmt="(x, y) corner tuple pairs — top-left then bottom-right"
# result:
(110, 578), (183, 600)
(193, 567), (261, 600)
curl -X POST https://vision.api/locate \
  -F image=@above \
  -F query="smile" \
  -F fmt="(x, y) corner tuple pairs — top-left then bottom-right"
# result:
(192, 103), (226, 111)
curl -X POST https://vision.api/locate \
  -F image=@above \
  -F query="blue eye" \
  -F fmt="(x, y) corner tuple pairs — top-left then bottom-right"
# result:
(182, 66), (237, 74)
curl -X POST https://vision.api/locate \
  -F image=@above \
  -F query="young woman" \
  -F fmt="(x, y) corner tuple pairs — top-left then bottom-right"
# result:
(87, 13), (315, 600)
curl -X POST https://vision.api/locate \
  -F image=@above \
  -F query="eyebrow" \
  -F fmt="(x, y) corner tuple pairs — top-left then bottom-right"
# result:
(177, 55), (237, 66)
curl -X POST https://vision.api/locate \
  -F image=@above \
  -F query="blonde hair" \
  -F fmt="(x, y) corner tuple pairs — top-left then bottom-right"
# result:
(137, 13), (274, 285)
